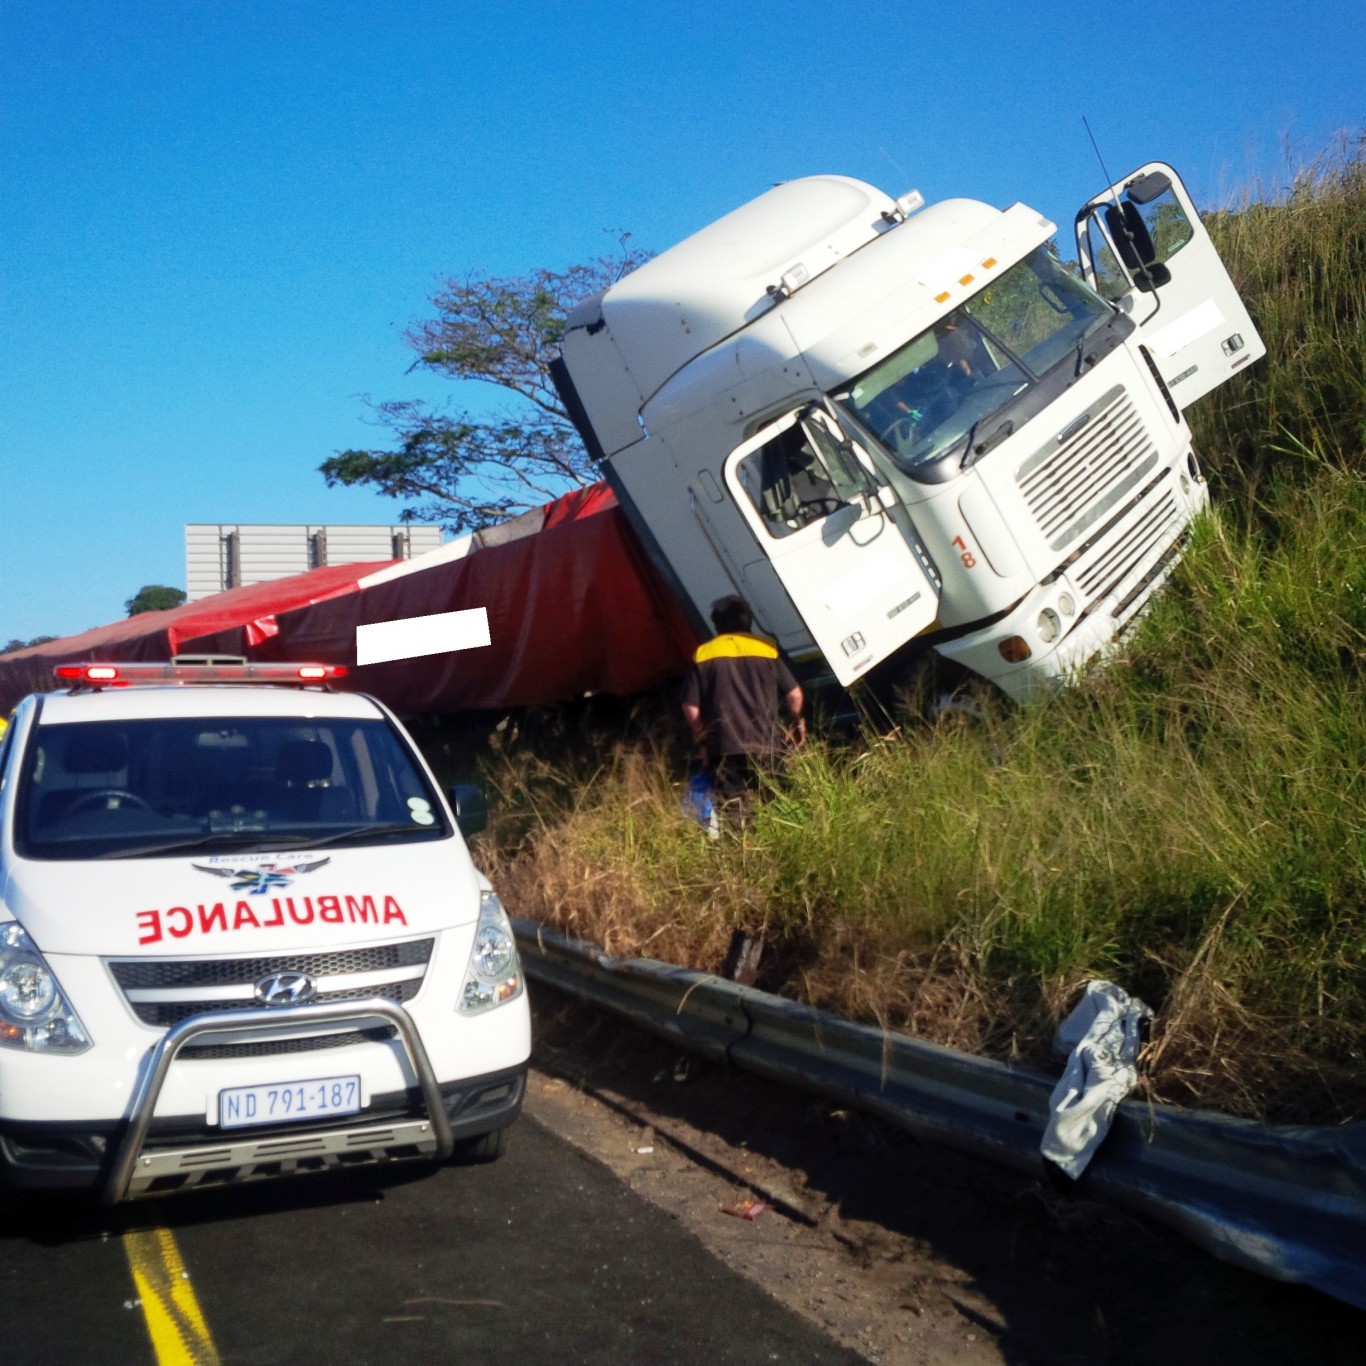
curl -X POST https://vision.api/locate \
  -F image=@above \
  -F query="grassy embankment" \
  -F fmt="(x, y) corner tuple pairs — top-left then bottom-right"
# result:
(474, 139), (1366, 1124)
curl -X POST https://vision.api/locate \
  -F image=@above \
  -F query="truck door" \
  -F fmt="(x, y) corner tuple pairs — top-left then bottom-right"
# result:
(1075, 161), (1264, 408)
(723, 407), (940, 686)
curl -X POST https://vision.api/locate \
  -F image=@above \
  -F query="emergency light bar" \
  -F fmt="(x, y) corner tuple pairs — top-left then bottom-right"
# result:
(53, 662), (349, 689)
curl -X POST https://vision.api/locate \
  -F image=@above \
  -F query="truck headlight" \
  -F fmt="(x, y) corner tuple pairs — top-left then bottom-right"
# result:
(0, 924), (91, 1053)
(458, 892), (524, 1015)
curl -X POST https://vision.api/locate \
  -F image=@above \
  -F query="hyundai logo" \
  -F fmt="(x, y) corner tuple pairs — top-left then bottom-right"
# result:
(254, 971), (317, 1006)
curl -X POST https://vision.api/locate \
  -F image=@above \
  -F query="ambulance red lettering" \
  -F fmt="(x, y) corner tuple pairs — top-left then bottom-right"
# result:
(199, 903), (227, 934)
(138, 893), (402, 941)
(344, 895), (375, 924)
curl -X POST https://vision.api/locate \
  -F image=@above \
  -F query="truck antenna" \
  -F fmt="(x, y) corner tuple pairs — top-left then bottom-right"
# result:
(1082, 115), (1117, 192)
(878, 145), (909, 182)
(1081, 116), (1157, 316)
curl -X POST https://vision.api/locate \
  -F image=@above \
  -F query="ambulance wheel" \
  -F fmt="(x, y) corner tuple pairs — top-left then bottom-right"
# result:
(450, 1128), (508, 1165)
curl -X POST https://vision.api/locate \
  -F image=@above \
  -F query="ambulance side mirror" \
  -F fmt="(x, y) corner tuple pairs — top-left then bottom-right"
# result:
(447, 783), (488, 837)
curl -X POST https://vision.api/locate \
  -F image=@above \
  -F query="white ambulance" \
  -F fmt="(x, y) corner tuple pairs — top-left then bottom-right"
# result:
(0, 659), (530, 1202)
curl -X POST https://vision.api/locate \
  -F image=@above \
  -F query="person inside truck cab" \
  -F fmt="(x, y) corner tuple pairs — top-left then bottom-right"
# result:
(934, 313), (990, 380)
(866, 313), (998, 456)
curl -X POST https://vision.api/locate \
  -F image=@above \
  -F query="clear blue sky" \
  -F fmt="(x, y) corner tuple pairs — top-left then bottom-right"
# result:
(2, 0), (1362, 644)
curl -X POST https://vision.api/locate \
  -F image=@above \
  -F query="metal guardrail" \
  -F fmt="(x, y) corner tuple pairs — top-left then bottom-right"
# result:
(513, 918), (1366, 1311)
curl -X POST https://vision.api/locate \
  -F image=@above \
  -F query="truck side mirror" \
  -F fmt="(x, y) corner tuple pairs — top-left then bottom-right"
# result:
(1103, 201), (1172, 293)
(447, 783), (487, 837)
(1125, 171), (1173, 205)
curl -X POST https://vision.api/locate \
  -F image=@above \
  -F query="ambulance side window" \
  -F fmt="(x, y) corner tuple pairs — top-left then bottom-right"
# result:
(0, 721), (13, 793)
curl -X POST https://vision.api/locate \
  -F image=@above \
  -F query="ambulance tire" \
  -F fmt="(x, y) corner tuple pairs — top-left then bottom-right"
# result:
(449, 1127), (509, 1165)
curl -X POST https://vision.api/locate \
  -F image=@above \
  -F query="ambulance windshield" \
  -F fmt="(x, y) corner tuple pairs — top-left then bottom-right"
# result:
(16, 714), (450, 860)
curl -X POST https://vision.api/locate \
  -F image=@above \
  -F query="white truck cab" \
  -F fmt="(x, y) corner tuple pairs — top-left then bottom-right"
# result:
(0, 660), (530, 1202)
(554, 163), (1263, 700)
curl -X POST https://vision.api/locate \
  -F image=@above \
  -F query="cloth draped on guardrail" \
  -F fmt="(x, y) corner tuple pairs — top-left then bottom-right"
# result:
(1042, 979), (1153, 1178)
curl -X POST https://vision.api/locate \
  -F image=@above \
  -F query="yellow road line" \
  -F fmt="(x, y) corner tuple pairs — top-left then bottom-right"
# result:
(122, 1227), (221, 1366)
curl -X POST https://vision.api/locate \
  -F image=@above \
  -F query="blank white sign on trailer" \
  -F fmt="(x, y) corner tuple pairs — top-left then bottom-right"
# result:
(355, 609), (491, 666)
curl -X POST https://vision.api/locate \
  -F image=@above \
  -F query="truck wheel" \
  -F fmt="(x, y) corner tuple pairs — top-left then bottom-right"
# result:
(450, 1128), (508, 1165)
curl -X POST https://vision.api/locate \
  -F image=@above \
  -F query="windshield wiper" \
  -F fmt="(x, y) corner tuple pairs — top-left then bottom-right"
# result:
(962, 418), (1015, 468)
(105, 822), (442, 860)
(104, 831), (308, 860)
(284, 823), (444, 849)
(1075, 313), (1123, 375)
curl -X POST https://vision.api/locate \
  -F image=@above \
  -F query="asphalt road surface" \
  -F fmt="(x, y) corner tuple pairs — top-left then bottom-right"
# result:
(0, 1118), (864, 1366)
(2, 995), (1362, 1366)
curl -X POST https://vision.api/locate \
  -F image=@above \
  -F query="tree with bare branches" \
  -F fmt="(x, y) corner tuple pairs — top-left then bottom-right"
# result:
(320, 238), (648, 530)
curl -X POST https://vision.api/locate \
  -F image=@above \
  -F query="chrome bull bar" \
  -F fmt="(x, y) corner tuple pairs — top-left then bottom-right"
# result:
(104, 997), (454, 1204)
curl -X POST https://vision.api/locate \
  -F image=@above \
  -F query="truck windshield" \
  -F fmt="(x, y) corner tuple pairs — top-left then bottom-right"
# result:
(15, 715), (451, 860)
(836, 246), (1111, 474)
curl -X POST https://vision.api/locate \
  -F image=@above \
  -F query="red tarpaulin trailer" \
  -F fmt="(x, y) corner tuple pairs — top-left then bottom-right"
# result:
(0, 486), (697, 717)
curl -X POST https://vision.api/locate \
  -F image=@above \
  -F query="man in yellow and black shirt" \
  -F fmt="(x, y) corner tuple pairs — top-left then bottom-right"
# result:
(681, 596), (805, 805)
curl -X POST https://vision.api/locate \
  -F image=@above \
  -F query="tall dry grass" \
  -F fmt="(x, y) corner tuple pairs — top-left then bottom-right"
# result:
(469, 136), (1366, 1123)
(1191, 131), (1366, 486)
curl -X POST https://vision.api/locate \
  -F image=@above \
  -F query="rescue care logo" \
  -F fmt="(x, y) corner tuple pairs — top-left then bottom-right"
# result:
(192, 855), (332, 895)
(133, 853), (407, 945)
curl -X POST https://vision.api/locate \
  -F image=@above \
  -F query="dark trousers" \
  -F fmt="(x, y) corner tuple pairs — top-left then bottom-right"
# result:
(712, 752), (783, 825)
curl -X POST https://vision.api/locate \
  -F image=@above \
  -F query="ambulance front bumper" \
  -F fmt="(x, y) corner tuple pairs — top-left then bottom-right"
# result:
(0, 998), (525, 1200)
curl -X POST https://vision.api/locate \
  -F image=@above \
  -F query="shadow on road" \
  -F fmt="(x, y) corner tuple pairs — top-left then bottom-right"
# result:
(531, 987), (1363, 1366)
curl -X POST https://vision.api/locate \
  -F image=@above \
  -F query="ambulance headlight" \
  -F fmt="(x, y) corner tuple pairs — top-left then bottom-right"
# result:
(472, 920), (515, 981)
(0, 924), (91, 1053)
(458, 892), (524, 1015)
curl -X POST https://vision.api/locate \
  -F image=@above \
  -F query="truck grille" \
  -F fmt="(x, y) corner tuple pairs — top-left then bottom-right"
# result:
(1076, 485), (1181, 601)
(106, 939), (435, 1040)
(1016, 386), (1160, 551)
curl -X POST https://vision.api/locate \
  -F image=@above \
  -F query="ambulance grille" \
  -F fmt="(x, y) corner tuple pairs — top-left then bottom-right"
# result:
(1016, 386), (1161, 551)
(106, 938), (435, 1034)
(179, 1027), (397, 1061)
(109, 939), (433, 990)
(126, 979), (422, 1029)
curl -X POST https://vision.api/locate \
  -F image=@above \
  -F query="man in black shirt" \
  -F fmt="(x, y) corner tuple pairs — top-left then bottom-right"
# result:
(681, 596), (805, 811)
